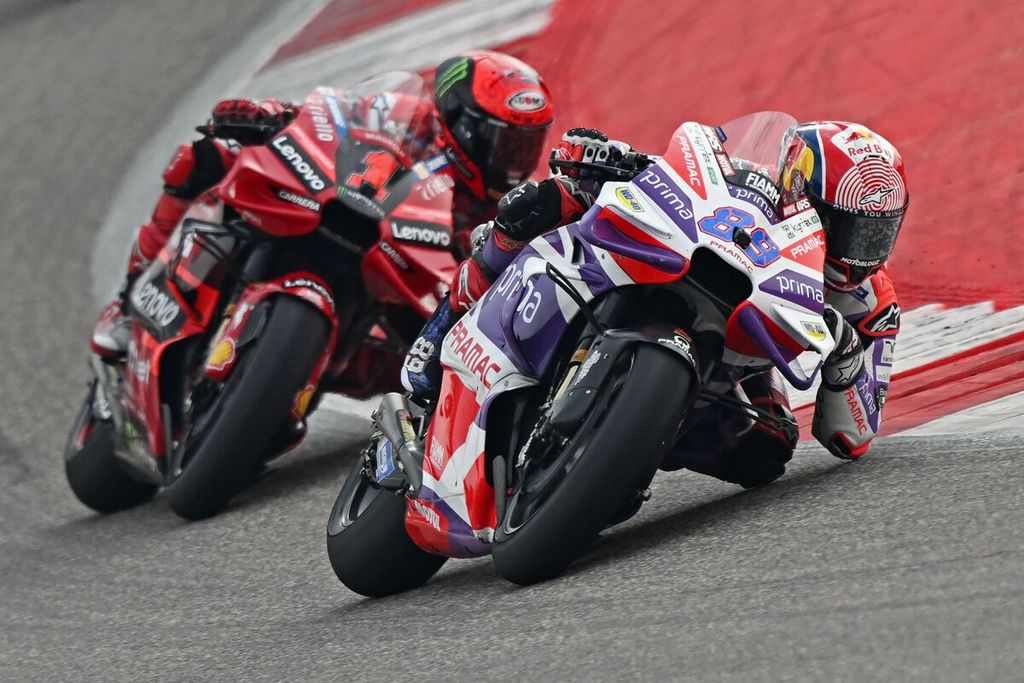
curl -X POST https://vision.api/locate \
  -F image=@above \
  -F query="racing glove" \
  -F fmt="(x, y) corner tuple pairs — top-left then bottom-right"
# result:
(202, 98), (297, 144)
(551, 128), (631, 173)
(493, 176), (594, 244)
(821, 305), (865, 391)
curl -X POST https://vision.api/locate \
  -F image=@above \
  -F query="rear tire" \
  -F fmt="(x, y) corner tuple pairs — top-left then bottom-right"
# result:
(493, 344), (693, 585)
(64, 395), (158, 513)
(327, 464), (447, 598)
(167, 297), (330, 521)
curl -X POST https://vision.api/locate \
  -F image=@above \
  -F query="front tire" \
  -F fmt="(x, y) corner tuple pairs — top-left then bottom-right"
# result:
(492, 344), (694, 585)
(167, 296), (330, 521)
(327, 464), (447, 598)
(64, 393), (158, 513)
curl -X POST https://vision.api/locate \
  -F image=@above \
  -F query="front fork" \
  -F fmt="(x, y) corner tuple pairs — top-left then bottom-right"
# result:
(362, 393), (428, 497)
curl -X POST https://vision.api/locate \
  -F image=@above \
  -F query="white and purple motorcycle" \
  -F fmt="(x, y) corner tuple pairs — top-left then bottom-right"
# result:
(327, 111), (836, 594)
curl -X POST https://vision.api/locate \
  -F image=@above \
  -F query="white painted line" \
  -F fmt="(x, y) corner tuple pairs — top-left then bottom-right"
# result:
(789, 303), (1024, 408)
(90, 0), (330, 304)
(247, 0), (556, 101)
(91, 0), (554, 304)
(901, 391), (1024, 436)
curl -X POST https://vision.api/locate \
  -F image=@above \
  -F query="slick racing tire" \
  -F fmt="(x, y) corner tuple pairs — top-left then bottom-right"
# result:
(64, 392), (158, 513)
(327, 465), (447, 598)
(167, 296), (330, 521)
(493, 344), (693, 586)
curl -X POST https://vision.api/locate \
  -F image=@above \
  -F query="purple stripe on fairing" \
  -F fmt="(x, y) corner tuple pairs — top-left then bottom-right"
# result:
(472, 247), (539, 375)
(727, 184), (780, 224)
(543, 230), (567, 256)
(736, 305), (819, 390)
(417, 485), (492, 558)
(481, 232), (519, 275)
(473, 221), (622, 378)
(632, 165), (699, 241)
(758, 269), (825, 313)
(580, 212), (687, 273)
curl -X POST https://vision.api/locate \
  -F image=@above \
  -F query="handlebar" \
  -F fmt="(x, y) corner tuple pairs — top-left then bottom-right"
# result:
(548, 150), (655, 181)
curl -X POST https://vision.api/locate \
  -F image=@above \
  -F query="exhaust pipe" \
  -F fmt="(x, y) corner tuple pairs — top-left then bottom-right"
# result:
(373, 393), (425, 497)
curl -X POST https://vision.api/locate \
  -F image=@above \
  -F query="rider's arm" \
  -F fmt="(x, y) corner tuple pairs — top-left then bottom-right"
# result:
(812, 268), (900, 458)
(449, 175), (593, 312)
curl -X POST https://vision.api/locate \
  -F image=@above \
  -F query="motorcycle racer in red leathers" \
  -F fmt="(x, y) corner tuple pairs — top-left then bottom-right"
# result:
(93, 50), (555, 356)
(403, 121), (909, 487)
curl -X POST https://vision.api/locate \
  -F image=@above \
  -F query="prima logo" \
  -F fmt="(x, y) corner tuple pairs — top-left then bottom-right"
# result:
(635, 169), (694, 223)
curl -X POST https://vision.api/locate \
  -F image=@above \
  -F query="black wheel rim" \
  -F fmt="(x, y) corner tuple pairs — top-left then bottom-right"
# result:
(501, 352), (634, 535)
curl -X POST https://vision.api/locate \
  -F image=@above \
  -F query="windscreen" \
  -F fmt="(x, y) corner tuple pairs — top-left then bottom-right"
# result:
(717, 111), (798, 179)
(338, 71), (433, 163)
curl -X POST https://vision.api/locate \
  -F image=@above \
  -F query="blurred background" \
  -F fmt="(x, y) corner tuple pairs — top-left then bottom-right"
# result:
(2, 1), (1022, 679)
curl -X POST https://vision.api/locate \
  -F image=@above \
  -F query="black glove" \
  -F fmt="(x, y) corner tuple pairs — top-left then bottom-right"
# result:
(496, 176), (592, 242)
(821, 306), (864, 390)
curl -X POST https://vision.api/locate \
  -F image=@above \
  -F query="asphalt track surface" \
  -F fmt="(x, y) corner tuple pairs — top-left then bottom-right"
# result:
(1, 2), (1022, 680)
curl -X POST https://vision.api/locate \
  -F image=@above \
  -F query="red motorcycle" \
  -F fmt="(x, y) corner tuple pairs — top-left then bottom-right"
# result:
(65, 72), (457, 519)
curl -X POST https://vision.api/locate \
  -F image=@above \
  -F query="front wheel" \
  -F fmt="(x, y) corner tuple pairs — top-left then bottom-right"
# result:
(64, 389), (158, 513)
(167, 296), (331, 520)
(492, 344), (694, 585)
(326, 463), (447, 598)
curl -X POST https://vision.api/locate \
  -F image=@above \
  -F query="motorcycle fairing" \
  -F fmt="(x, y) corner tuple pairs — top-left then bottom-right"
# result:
(410, 114), (836, 555)
(123, 201), (235, 458)
(217, 89), (344, 237)
(202, 272), (340, 409)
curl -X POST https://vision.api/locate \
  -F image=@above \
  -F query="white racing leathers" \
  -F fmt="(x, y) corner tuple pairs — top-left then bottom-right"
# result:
(813, 268), (899, 458)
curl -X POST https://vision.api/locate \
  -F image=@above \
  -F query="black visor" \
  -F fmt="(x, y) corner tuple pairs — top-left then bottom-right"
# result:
(448, 108), (549, 192)
(812, 195), (906, 273)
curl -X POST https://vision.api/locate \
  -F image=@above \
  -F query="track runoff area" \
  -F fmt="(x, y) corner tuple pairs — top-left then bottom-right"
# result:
(98, 0), (1023, 439)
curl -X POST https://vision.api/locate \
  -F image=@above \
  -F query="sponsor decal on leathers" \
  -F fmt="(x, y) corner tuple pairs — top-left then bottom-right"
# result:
(270, 133), (332, 194)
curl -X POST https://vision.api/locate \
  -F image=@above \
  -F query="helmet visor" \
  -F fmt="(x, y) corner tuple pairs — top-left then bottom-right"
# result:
(479, 119), (549, 191)
(812, 195), (906, 269)
(445, 104), (550, 193)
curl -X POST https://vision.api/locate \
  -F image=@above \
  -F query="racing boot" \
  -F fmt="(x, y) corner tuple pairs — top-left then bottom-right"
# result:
(401, 297), (454, 403)
(91, 243), (150, 358)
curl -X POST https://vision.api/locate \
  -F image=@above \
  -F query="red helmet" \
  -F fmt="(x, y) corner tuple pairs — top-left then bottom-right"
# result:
(778, 121), (909, 288)
(434, 51), (554, 200)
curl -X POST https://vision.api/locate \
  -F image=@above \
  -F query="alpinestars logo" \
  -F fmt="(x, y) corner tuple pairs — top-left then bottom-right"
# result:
(859, 186), (895, 206)
(270, 134), (331, 194)
(864, 303), (900, 334)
